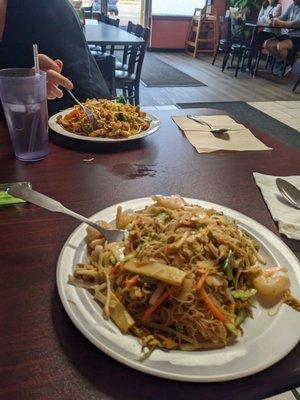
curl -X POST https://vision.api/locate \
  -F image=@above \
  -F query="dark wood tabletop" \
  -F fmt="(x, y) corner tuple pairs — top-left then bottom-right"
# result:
(1, 108), (300, 400)
(84, 20), (144, 45)
(246, 21), (300, 30)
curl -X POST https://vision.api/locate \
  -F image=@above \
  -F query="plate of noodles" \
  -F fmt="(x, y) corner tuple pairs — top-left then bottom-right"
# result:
(57, 196), (300, 382)
(48, 98), (160, 142)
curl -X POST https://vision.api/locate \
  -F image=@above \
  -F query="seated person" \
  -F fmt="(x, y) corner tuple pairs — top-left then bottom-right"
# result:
(264, 0), (300, 75)
(93, 0), (102, 12)
(0, 0), (111, 117)
(256, 0), (282, 49)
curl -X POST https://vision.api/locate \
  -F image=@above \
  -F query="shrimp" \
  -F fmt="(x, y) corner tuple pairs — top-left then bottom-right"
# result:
(151, 195), (186, 210)
(253, 267), (291, 307)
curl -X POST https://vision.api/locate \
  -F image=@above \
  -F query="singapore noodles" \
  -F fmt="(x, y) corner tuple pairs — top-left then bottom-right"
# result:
(56, 98), (150, 139)
(69, 195), (300, 353)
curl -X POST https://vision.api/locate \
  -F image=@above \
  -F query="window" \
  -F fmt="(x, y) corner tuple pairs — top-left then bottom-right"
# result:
(151, 0), (206, 16)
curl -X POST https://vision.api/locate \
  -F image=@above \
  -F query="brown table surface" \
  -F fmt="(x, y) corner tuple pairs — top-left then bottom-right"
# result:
(246, 21), (300, 30)
(1, 108), (300, 400)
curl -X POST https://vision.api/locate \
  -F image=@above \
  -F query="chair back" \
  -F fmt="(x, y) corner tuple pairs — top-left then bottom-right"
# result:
(219, 15), (230, 42)
(121, 21), (143, 65)
(83, 7), (94, 19)
(127, 27), (150, 82)
(93, 12), (109, 23)
(95, 54), (116, 96)
(108, 17), (120, 27)
(230, 18), (246, 44)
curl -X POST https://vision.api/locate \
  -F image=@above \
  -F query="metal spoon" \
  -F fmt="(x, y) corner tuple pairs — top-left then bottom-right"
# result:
(276, 178), (300, 209)
(187, 115), (230, 134)
(8, 183), (125, 242)
(66, 89), (97, 130)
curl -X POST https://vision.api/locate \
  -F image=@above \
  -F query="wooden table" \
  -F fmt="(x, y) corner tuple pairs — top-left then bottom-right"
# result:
(1, 108), (300, 400)
(245, 21), (300, 47)
(84, 20), (144, 45)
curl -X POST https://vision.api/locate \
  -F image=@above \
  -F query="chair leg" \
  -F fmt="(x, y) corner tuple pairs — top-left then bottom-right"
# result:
(281, 57), (288, 76)
(293, 77), (300, 92)
(230, 54), (235, 67)
(235, 48), (243, 77)
(128, 86), (134, 105)
(134, 84), (140, 106)
(265, 54), (271, 69)
(222, 51), (230, 72)
(212, 48), (219, 65)
(241, 51), (248, 71)
(252, 52), (261, 77)
(271, 57), (276, 72)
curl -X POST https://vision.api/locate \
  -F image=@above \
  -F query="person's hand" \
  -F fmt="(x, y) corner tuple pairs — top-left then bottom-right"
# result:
(38, 54), (73, 100)
(270, 18), (280, 27)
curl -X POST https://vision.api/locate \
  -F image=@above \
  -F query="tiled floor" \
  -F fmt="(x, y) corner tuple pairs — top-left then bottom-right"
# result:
(248, 101), (300, 131)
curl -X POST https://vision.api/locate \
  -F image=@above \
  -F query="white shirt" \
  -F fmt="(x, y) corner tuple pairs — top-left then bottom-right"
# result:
(257, 3), (282, 33)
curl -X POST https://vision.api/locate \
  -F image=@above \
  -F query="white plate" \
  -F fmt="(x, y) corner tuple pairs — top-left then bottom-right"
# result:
(56, 197), (300, 382)
(49, 108), (160, 142)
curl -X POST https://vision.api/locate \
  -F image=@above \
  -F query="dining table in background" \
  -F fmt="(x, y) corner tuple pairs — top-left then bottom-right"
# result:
(84, 19), (144, 46)
(245, 21), (300, 48)
(1, 108), (300, 400)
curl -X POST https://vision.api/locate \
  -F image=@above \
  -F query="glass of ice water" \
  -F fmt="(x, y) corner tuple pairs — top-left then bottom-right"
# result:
(0, 68), (49, 162)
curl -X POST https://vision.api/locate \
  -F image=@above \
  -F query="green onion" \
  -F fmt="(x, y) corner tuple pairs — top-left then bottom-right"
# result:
(231, 289), (257, 301)
(222, 250), (234, 281)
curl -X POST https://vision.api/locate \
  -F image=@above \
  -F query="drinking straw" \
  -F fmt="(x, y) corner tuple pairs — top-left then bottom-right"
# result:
(33, 44), (40, 75)
(28, 44), (41, 152)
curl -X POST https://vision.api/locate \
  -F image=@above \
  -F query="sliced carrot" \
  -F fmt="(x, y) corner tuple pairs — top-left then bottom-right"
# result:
(64, 109), (81, 121)
(196, 271), (209, 291)
(200, 287), (229, 324)
(141, 286), (175, 323)
(164, 244), (172, 254)
(125, 276), (139, 287)
(109, 263), (120, 276)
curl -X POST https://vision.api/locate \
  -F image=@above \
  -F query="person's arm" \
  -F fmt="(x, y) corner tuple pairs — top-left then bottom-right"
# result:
(32, 0), (111, 103)
(271, 5), (295, 27)
(272, 4), (282, 19)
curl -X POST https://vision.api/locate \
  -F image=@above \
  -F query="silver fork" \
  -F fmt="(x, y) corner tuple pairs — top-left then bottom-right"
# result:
(8, 183), (125, 243)
(66, 90), (97, 130)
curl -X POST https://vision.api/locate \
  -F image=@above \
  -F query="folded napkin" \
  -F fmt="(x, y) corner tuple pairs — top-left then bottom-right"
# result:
(253, 172), (300, 240)
(172, 115), (272, 153)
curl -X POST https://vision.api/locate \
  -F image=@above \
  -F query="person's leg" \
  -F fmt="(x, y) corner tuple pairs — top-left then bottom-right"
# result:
(256, 32), (275, 50)
(277, 39), (293, 61)
(264, 38), (279, 56)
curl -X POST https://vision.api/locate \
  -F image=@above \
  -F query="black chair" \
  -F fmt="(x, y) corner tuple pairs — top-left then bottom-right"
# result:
(115, 27), (150, 105)
(222, 18), (254, 77)
(221, 18), (245, 75)
(82, 2), (94, 19)
(107, 17), (120, 27)
(212, 16), (231, 65)
(115, 21), (144, 71)
(95, 54), (116, 97)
